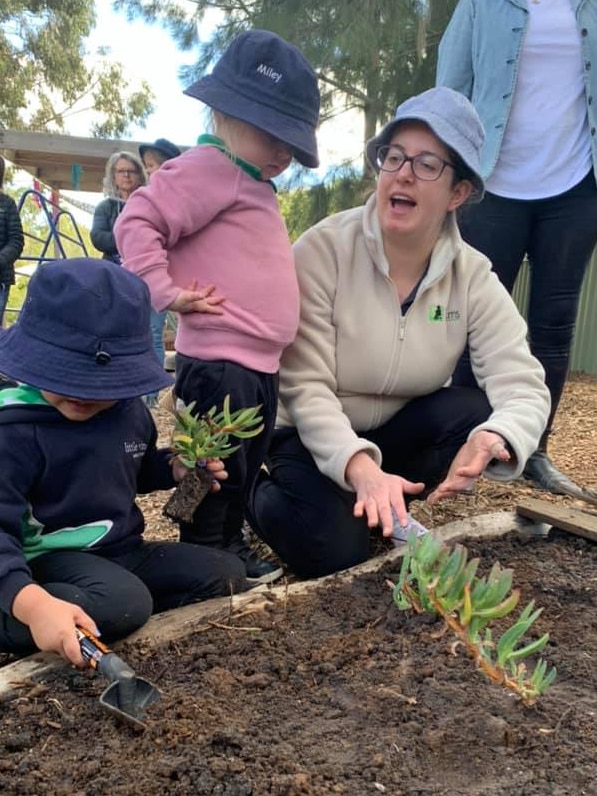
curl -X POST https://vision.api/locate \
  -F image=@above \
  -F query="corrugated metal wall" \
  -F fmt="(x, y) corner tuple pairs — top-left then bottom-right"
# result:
(511, 251), (597, 375)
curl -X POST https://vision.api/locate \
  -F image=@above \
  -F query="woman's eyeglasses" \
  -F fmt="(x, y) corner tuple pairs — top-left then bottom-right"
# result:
(376, 145), (455, 181)
(115, 169), (138, 177)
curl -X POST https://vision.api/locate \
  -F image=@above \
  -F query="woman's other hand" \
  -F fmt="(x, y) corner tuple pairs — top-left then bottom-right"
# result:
(427, 430), (511, 504)
(346, 451), (425, 537)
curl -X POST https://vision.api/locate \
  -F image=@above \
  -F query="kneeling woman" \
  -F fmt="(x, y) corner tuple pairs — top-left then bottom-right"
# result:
(249, 87), (550, 578)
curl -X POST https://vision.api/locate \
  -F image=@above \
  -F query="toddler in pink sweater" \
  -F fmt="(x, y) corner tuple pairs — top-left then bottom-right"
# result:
(115, 29), (320, 584)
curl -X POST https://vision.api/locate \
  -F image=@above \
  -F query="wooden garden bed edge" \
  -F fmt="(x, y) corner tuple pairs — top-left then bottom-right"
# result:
(0, 510), (525, 697)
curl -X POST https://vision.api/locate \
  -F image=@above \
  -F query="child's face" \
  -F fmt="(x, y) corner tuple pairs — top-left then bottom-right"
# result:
(229, 124), (293, 180)
(143, 152), (164, 176)
(41, 391), (118, 422)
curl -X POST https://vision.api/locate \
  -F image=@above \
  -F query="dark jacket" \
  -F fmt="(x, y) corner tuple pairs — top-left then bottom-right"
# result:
(0, 193), (24, 285)
(0, 385), (176, 615)
(90, 197), (125, 263)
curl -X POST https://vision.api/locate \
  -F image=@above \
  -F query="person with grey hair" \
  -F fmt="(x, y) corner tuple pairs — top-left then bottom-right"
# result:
(247, 86), (551, 579)
(91, 151), (146, 264)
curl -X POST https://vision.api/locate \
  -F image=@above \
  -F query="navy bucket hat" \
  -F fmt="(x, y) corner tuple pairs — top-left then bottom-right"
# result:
(184, 29), (320, 168)
(366, 87), (485, 202)
(0, 258), (173, 400)
(139, 138), (181, 162)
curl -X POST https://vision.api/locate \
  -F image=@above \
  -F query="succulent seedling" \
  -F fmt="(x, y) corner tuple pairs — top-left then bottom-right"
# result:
(163, 395), (264, 523)
(392, 532), (556, 705)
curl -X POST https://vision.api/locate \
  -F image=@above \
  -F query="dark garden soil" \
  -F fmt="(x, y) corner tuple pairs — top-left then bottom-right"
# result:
(0, 529), (595, 796)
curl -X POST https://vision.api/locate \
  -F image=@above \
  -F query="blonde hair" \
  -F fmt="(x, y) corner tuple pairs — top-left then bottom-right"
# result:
(210, 111), (256, 160)
(102, 151), (147, 198)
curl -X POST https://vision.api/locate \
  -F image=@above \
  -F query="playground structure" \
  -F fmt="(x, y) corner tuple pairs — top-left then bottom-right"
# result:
(2, 188), (89, 326)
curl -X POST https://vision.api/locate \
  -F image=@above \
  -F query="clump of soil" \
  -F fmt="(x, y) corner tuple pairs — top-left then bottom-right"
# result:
(162, 466), (212, 524)
(0, 530), (595, 795)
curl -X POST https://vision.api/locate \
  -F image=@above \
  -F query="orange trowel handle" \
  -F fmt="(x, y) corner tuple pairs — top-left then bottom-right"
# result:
(75, 626), (111, 670)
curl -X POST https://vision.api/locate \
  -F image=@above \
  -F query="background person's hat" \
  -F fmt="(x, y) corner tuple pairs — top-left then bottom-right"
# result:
(184, 29), (320, 168)
(139, 138), (181, 161)
(0, 258), (174, 400)
(366, 86), (485, 202)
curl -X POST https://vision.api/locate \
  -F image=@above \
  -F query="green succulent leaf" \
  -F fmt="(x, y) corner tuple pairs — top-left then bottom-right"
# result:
(392, 535), (555, 704)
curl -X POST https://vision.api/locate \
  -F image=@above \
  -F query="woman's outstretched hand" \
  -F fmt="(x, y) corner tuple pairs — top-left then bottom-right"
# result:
(427, 430), (512, 504)
(346, 451), (425, 537)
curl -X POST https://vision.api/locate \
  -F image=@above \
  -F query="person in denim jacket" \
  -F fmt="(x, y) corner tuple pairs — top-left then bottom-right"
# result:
(437, 0), (597, 501)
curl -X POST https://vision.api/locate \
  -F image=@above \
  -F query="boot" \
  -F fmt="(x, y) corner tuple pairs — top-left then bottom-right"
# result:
(523, 433), (597, 504)
(223, 531), (284, 585)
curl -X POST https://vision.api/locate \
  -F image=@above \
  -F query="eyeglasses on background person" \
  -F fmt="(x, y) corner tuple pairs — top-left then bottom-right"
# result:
(375, 144), (455, 181)
(115, 169), (139, 177)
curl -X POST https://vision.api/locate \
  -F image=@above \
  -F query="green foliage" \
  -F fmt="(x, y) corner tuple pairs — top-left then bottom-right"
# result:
(279, 169), (373, 241)
(393, 533), (557, 705)
(115, 0), (459, 173)
(1, 1), (154, 136)
(172, 395), (264, 468)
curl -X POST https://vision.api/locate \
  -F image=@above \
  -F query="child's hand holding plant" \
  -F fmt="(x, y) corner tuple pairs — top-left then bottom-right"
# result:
(171, 456), (228, 491)
(163, 395), (263, 523)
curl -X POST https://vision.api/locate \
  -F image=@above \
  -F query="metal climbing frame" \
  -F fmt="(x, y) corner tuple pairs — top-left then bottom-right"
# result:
(16, 188), (89, 266)
(4, 189), (89, 325)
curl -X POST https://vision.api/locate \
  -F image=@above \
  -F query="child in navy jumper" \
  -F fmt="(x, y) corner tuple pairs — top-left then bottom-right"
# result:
(0, 258), (245, 667)
(115, 30), (321, 584)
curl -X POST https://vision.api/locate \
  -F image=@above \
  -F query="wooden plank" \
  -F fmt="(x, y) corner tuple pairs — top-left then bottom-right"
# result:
(0, 510), (529, 698)
(517, 497), (597, 543)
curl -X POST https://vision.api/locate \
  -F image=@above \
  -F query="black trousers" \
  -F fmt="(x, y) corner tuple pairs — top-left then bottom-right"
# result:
(248, 387), (491, 578)
(175, 355), (278, 547)
(0, 541), (246, 654)
(456, 171), (597, 436)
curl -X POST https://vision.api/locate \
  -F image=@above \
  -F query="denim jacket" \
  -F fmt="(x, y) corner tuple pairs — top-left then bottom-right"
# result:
(437, 0), (597, 181)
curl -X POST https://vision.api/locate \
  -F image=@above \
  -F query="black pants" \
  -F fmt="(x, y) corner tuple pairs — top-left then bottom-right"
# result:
(248, 387), (491, 578)
(175, 355), (278, 547)
(0, 541), (246, 654)
(456, 171), (597, 436)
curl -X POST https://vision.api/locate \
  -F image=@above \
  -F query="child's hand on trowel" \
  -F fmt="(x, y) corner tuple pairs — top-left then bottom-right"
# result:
(11, 583), (99, 666)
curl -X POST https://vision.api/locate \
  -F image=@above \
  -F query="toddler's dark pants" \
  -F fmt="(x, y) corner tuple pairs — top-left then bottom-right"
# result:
(175, 355), (278, 547)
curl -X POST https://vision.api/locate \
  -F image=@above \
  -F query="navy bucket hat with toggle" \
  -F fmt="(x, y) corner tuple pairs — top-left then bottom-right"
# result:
(0, 258), (173, 400)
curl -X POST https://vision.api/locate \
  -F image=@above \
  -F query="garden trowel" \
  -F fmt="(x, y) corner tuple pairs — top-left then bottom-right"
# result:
(76, 626), (160, 730)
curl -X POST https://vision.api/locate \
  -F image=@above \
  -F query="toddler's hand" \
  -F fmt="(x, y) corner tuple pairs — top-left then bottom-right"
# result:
(168, 282), (225, 315)
(171, 456), (228, 491)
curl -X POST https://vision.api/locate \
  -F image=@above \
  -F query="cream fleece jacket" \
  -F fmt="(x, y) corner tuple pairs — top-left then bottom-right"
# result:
(277, 194), (550, 489)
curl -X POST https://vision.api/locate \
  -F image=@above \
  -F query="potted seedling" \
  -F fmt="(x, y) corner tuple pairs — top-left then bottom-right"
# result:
(163, 395), (264, 523)
(391, 532), (557, 705)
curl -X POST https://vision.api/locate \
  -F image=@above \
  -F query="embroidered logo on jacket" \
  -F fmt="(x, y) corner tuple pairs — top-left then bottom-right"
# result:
(124, 440), (148, 458)
(428, 305), (461, 323)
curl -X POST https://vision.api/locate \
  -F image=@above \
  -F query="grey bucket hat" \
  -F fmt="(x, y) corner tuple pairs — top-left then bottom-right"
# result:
(366, 86), (485, 202)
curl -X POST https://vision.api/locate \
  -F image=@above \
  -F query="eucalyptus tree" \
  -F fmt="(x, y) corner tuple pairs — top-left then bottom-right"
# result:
(1, 0), (154, 136)
(114, 0), (457, 172)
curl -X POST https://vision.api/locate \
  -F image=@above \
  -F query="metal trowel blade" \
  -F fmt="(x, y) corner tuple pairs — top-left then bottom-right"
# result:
(98, 676), (160, 730)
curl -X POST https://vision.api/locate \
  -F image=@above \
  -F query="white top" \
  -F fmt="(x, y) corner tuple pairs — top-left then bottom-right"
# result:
(487, 0), (591, 200)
